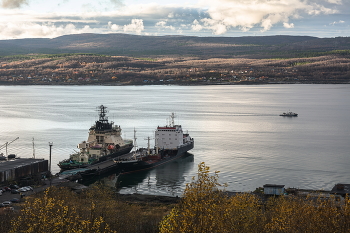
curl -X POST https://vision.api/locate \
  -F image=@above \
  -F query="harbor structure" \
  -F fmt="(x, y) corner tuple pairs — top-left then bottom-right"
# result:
(331, 183), (350, 197)
(0, 158), (48, 183)
(263, 184), (285, 195)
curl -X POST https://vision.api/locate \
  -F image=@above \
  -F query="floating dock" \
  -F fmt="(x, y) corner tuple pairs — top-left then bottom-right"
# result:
(0, 158), (48, 183)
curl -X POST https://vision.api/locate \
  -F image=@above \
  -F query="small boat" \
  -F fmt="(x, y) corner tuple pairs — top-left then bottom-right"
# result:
(114, 113), (194, 174)
(280, 111), (298, 117)
(58, 105), (133, 170)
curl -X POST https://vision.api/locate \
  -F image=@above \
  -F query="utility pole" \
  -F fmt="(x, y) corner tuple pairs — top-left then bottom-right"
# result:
(32, 138), (35, 159)
(49, 142), (53, 186)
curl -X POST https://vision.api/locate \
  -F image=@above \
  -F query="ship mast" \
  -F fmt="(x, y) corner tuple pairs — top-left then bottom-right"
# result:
(146, 136), (151, 154)
(133, 128), (138, 152)
(170, 112), (176, 127)
(97, 105), (108, 124)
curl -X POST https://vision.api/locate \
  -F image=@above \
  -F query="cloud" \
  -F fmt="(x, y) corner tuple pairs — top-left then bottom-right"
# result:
(0, 21), (96, 39)
(108, 21), (120, 30)
(283, 22), (295, 29)
(330, 20), (345, 25)
(0, 0), (347, 39)
(110, 0), (124, 8)
(326, 0), (342, 4)
(155, 20), (176, 31)
(194, 0), (340, 34)
(191, 19), (203, 31)
(123, 19), (144, 34)
(1, 0), (28, 8)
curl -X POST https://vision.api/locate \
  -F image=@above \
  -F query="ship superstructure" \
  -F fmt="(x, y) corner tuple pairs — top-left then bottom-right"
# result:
(114, 113), (194, 174)
(156, 113), (192, 151)
(58, 105), (133, 170)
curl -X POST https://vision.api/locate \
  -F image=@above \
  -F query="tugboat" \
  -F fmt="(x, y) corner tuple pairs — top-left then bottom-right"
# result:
(114, 113), (194, 174)
(280, 111), (298, 117)
(58, 105), (133, 170)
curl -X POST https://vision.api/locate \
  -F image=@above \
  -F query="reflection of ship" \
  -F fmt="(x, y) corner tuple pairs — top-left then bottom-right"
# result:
(153, 152), (194, 187)
(58, 105), (133, 170)
(114, 113), (194, 174)
(77, 153), (194, 195)
(116, 153), (194, 193)
(280, 111), (298, 117)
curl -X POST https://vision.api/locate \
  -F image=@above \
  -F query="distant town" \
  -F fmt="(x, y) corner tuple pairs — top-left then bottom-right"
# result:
(0, 54), (349, 85)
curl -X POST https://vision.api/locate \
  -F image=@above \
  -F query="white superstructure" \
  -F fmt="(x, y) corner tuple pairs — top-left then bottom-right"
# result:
(155, 113), (191, 150)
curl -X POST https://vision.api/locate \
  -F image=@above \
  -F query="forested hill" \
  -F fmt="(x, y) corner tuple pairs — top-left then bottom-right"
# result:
(0, 34), (349, 58)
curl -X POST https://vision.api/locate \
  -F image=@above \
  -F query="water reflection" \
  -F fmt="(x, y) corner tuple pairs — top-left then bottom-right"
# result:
(81, 153), (194, 196)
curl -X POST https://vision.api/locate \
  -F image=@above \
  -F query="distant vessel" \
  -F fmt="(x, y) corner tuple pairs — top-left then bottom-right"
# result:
(280, 111), (298, 117)
(58, 105), (133, 170)
(114, 113), (194, 174)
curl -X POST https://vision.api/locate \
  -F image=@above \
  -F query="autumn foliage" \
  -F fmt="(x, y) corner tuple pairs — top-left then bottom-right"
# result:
(159, 162), (350, 233)
(6, 184), (167, 233)
(2, 162), (350, 232)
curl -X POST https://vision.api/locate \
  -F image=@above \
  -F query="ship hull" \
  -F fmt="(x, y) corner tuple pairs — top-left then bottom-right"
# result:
(58, 143), (133, 170)
(117, 141), (194, 174)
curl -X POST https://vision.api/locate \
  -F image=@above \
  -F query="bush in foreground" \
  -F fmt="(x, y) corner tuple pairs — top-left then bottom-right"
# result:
(159, 162), (350, 233)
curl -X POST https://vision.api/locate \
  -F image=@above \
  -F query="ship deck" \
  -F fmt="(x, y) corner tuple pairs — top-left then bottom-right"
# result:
(59, 158), (117, 176)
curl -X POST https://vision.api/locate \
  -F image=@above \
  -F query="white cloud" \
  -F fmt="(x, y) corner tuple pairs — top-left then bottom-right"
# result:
(0, 0), (347, 39)
(283, 22), (295, 28)
(0, 22), (97, 39)
(123, 19), (144, 34)
(330, 20), (345, 25)
(191, 19), (203, 31)
(326, 0), (342, 4)
(195, 0), (339, 34)
(108, 21), (120, 30)
(155, 20), (176, 31)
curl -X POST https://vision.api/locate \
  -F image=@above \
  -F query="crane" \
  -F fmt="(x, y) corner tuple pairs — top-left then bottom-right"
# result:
(0, 137), (19, 157)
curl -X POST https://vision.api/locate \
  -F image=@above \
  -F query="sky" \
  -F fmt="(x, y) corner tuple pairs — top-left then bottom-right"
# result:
(0, 0), (349, 40)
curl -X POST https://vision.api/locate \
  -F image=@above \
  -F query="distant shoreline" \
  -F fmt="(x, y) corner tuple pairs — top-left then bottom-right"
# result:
(0, 82), (349, 86)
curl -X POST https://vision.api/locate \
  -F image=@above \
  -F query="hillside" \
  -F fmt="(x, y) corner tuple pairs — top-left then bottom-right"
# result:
(0, 34), (349, 85)
(1, 34), (349, 58)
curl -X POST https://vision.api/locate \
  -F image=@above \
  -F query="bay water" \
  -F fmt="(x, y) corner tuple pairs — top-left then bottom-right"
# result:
(0, 84), (349, 196)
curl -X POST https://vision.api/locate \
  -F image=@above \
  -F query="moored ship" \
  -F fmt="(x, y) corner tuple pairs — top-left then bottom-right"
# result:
(58, 105), (133, 170)
(114, 113), (194, 174)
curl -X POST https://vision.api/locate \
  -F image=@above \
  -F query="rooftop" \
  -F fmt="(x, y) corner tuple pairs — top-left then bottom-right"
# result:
(0, 158), (46, 172)
(331, 183), (350, 196)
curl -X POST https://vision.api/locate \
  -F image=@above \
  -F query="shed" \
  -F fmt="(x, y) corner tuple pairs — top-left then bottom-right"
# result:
(330, 183), (350, 197)
(0, 158), (48, 183)
(263, 184), (285, 195)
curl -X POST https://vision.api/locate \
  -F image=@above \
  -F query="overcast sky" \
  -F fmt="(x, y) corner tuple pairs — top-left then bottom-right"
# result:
(0, 0), (349, 40)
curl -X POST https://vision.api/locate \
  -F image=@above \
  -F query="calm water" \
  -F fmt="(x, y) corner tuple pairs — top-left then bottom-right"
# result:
(0, 85), (349, 196)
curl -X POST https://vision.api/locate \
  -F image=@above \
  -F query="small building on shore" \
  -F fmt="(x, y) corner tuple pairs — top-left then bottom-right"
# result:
(0, 158), (48, 183)
(331, 183), (350, 197)
(263, 184), (285, 195)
